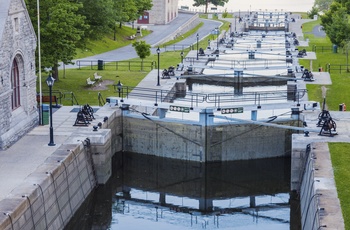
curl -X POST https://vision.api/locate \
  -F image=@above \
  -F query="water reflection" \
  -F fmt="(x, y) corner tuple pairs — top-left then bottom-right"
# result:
(65, 152), (292, 230)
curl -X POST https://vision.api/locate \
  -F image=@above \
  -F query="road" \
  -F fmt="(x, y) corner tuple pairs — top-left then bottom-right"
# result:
(62, 13), (221, 69)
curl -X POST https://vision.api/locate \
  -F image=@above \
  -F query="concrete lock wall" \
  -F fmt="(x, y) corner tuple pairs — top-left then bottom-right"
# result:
(0, 121), (114, 230)
(298, 143), (321, 230)
(122, 114), (298, 161)
(0, 143), (96, 230)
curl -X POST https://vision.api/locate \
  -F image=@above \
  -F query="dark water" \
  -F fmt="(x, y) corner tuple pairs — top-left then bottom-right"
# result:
(65, 152), (299, 230)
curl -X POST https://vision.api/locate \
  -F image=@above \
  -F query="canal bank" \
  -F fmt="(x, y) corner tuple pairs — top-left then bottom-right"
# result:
(290, 110), (350, 230)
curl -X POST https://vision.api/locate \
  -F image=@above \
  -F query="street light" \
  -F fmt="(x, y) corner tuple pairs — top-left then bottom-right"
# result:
(46, 74), (55, 146)
(196, 33), (199, 60)
(216, 28), (219, 50)
(117, 80), (123, 96)
(235, 17), (237, 32)
(180, 51), (184, 64)
(156, 47), (160, 86)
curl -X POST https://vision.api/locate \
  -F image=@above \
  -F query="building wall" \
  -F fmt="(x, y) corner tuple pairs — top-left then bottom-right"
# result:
(149, 0), (179, 24)
(0, 0), (38, 150)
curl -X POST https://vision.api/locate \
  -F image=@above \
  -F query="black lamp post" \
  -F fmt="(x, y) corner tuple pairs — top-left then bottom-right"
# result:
(216, 28), (219, 50)
(180, 51), (184, 64)
(117, 80), (123, 102)
(117, 80), (123, 97)
(156, 47), (160, 86)
(235, 17), (237, 32)
(196, 33), (199, 60)
(46, 74), (55, 146)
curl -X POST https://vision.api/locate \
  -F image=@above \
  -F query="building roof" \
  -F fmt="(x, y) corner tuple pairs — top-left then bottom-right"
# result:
(0, 0), (11, 41)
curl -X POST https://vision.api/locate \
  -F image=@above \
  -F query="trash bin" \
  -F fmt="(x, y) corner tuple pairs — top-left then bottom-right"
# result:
(339, 104), (344, 111)
(97, 60), (103, 70)
(333, 44), (338, 53)
(42, 104), (49, 125)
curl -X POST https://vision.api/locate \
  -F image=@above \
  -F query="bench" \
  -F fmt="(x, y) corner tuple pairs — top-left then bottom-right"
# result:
(87, 77), (96, 86)
(36, 95), (59, 107)
(127, 35), (136, 40)
(93, 72), (102, 81)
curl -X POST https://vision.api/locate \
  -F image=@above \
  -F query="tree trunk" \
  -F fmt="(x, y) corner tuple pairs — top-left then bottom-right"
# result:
(52, 63), (59, 81)
(347, 48), (349, 72)
(205, 0), (209, 14)
(114, 24), (116, 41)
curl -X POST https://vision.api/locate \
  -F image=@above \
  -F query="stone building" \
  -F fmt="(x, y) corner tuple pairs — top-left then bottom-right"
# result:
(138, 0), (179, 24)
(0, 0), (38, 149)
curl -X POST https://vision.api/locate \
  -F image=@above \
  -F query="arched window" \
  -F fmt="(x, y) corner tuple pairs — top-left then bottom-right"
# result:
(11, 59), (20, 110)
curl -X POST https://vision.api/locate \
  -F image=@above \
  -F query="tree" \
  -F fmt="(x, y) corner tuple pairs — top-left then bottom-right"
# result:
(321, 2), (350, 46)
(307, 6), (319, 19)
(77, 0), (116, 40)
(193, 0), (229, 14)
(25, 0), (88, 80)
(112, 0), (152, 29)
(343, 40), (350, 71)
(135, 0), (153, 15)
(222, 8), (228, 18)
(334, 0), (350, 13)
(132, 40), (151, 70)
(314, 0), (333, 12)
(114, 0), (138, 28)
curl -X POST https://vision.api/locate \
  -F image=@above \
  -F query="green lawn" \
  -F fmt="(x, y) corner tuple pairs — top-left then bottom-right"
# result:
(75, 26), (151, 59)
(329, 143), (350, 229)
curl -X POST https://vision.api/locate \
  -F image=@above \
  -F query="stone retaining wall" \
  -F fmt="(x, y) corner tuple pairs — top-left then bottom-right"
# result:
(0, 142), (96, 230)
(292, 141), (345, 230)
(0, 126), (114, 230)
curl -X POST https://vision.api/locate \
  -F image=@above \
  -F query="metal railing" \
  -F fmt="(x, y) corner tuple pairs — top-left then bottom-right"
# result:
(114, 85), (307, 108)
(326, 63), (350, 73)
(98, 92), (105, 106)
(162, 44), (194, 52)
(63, 92), (79, 105)
(312, 45), (343, 53)
(74, 60), (156, 71)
